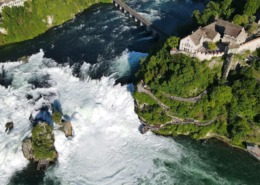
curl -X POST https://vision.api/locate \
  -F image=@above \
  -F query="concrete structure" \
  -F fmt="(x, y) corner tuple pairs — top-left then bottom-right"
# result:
(236, 37), (260, 53)
(179, 19), (248, 54)
(0, 0), (26, 13)
(193, 51), (224, 61)
(113, 0), (167, 38)
(37, 159), (49, 170)
(246, 142), (260, 161)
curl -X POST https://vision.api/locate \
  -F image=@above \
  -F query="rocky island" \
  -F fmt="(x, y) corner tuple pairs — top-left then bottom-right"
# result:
(22, 103), (73, 170)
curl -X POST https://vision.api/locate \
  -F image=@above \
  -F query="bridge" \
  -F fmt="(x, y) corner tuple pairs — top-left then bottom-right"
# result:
(112, 0), (168, 39)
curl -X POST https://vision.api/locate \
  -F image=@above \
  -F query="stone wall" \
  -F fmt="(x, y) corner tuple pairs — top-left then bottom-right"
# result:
(237, 37), (260, 53)
(193, 51), (224, 61)
(170, 50), (224, 61)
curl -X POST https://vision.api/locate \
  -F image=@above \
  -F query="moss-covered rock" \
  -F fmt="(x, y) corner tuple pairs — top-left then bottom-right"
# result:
(52, 111), (62, 125)
(31, 122), (58, 162)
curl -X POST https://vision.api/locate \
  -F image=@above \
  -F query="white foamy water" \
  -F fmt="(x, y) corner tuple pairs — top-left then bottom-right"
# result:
(0, 50), (183, 185)
(109, 49), (148, 77)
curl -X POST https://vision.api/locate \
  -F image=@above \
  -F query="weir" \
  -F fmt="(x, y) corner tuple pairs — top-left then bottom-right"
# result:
(112, 0), (168, 39)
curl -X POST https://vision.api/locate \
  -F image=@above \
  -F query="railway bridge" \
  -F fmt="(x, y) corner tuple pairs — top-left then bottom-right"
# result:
(113, 0), (168, 38)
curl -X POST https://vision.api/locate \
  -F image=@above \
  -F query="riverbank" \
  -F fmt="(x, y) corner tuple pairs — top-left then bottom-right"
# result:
(135, 85), (260, 160)
(0, 0), (111, 47)
(137, 112), (245, 149)
(138, 116), (260, 161)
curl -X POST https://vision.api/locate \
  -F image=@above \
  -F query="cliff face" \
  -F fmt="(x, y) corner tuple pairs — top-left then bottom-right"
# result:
(0, 0), (111, 46)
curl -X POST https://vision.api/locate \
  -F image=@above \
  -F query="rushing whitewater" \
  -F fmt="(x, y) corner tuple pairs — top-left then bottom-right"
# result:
(0, 50), (182, 184)
(0, 50), (247, 185)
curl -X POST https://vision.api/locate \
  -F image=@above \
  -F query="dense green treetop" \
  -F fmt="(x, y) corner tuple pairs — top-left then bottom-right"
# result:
(137, 37), (218, 98)
(135, 36), (260, 146)
(193, 0), (260, 28)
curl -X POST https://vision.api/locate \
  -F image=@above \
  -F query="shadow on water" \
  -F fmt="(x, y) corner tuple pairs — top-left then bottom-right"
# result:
(34, 106), (53, 127)
(8, 162), (61, 185)
(0, 66), (13, 88)
(52, 100), (62, 114)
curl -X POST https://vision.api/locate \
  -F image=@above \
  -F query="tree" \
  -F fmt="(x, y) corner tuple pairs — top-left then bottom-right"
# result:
(165, 36), (180, 49)
(193, 0), (234, 25)
(210, 86), (232, 105)
(207, 42), (217, 51)
(233, 14), (249, 26)
(243, 0), (260, 16)
(231, 117), (251, 143)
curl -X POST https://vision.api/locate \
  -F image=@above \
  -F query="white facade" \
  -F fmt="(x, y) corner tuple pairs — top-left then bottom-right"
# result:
(179, 36), (198, 53)
(179, 19), (248, 56)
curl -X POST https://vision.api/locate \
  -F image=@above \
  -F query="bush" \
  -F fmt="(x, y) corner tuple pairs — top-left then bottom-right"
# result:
(52, 111), (62, 125)
(207, 42), (217, 51)
(32, 122), (57, 160)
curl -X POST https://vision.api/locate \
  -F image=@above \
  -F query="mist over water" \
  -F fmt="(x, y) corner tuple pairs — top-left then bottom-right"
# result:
(0, 0), (260, 185)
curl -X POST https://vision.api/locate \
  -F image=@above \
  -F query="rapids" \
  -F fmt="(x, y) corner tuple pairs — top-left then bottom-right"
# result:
(0, 0), (259, 185)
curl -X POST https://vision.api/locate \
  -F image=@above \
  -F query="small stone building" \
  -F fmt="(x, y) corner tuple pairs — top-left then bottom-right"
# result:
(216, 19), (247, 45)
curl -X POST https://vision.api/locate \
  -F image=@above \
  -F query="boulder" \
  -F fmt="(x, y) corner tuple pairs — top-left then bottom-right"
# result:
(60, 122), (73, 137)
(5, 122), (14, 133)
(22, 138), (33, 160)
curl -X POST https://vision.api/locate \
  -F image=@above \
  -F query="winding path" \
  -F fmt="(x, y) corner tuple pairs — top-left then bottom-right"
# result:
(136, 83), (217, 130)
(163, 89), (207, 103)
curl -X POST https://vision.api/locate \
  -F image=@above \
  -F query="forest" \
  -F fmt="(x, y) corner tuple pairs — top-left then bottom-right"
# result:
(193, 0), (260, 34)
(135, 35), (260, 147)
(0, 0), (110, 46)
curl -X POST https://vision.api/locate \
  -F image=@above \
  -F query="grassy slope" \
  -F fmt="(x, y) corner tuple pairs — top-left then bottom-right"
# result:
(0, 0), (111, 46)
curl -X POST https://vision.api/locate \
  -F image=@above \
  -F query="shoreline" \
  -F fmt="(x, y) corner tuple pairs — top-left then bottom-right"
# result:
(152, 129), (246, 151)
(137, 115), (259, 161)
(0, 2), (112, 49)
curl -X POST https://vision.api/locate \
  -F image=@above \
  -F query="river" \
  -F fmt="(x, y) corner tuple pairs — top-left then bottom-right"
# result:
(0, 0), (259, 185)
